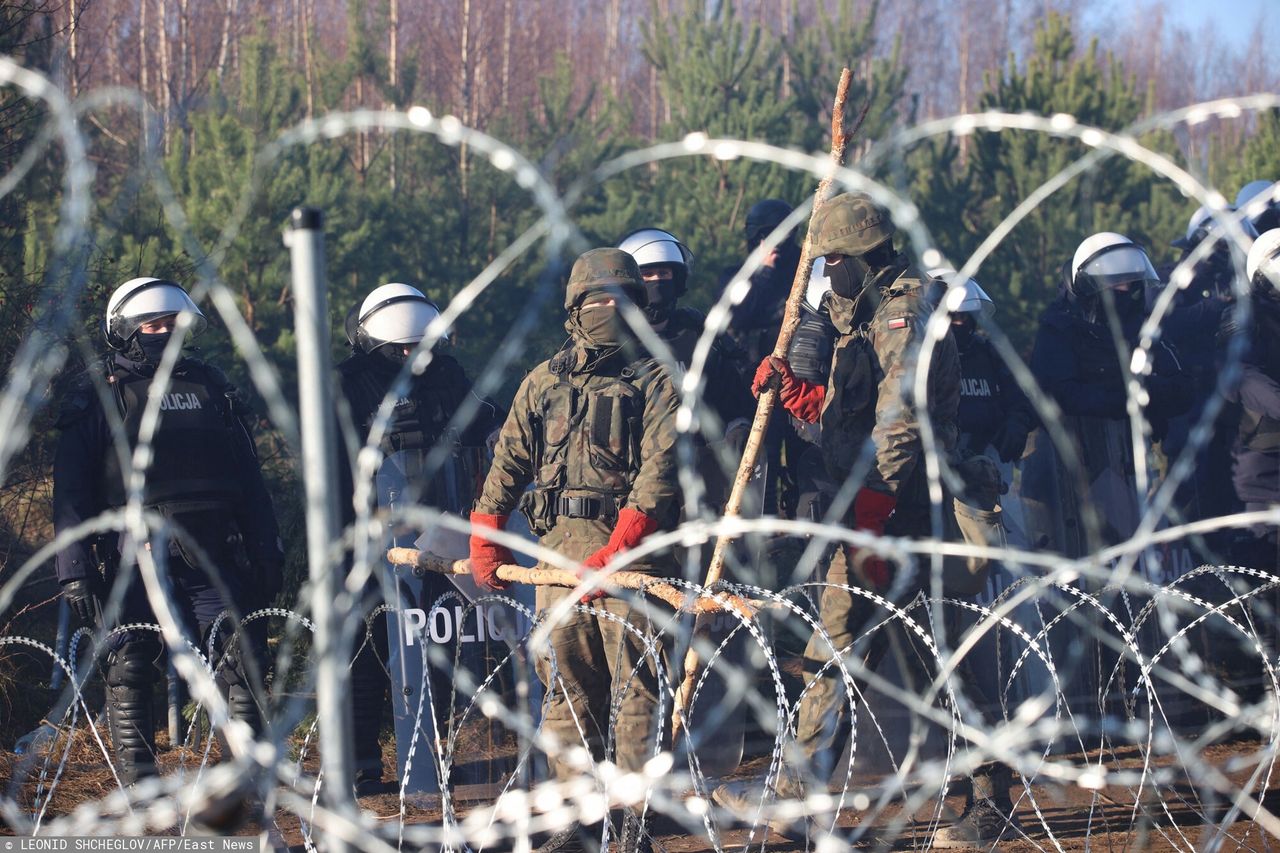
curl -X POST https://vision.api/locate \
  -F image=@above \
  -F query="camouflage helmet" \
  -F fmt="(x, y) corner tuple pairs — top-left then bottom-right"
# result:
(564, 247), (645, 310)
(809, 192), (895, 257)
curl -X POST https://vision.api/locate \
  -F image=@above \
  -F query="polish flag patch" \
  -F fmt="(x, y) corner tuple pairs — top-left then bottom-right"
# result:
(887, 316), (909, 330)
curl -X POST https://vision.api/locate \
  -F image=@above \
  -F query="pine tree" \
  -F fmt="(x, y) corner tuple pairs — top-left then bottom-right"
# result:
(633, 0), (800, 309)
(913, 12), (1186, 350)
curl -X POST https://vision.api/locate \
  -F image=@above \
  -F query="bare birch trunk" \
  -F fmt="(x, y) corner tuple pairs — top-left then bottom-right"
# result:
(67, 0), (79, 97)
(216, 0), (237, 80)
(389, 0), (399, 191)
(158, 0), (171, 152)
(501, 0), (512, 109)
(140, 0), (149, 115)
(301, 0), (316, 118)
(459, 0), (472, 214)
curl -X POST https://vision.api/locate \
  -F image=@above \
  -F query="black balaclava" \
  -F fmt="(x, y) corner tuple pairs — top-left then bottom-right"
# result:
(126, 332), (174, 366)
(641, 265), (686, 326)
(825, 255), (870, 299)
(951, 314), (977, 351)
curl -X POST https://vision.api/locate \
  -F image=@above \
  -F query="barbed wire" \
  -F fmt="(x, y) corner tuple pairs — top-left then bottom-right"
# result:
(3, 55), (1280, 852)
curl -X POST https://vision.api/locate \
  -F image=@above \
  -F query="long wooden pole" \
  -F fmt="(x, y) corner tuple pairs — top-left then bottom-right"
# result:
(386, 547), (759, 621)
(673, 69), (859, 736)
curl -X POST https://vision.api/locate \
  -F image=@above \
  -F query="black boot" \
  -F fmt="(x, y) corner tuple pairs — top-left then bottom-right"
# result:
(933, 766), (1023, 850)
(104, 640), (160, 785)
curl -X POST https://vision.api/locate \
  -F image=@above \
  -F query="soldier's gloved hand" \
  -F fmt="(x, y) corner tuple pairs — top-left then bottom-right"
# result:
(845, 544), (893, 591)
(850, 488), (897, 591)
(853, 488), (896, 536)
(578, 508), (659, 605)
(752, 356), (824, 424)
(468, 512), (513, 592)
(991, 423), (1030, 464)
(62, 577), (102, 626)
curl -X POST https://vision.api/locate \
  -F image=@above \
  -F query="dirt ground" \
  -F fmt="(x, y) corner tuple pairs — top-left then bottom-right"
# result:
(3, 727), (1279, 851)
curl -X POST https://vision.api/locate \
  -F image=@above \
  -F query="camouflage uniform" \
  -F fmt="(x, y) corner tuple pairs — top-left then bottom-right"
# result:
(473, 250), (681, 784)
(795, 257), (961, 770)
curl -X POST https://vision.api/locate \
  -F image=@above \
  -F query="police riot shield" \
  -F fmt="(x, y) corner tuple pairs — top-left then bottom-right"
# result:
(1018, 416), (1142, 714)
(379, 443), (538, 796)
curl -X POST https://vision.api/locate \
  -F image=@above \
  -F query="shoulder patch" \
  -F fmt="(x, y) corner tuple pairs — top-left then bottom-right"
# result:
(887, 316), (909, 330)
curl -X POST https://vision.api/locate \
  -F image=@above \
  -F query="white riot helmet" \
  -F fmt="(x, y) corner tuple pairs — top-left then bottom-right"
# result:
(617, 228), (694, 276)
(928, 267), (994, 316)
(1247, 229), (1280, 295)
(104, 277), (206, 351)
(618, 227), (694, 322)
(1173, 204), (1258, 250)
(1237, 180), (1280, 232)
(1069, 232), (1159, 302)
(347, 282), (446, 355)
(804, 256), (831, 311)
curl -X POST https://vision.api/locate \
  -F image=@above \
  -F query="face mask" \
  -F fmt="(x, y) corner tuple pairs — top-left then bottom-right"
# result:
(571, 303), (629, 348)
(951, 316), (976, 349)
(643, 279), (677, 325)
(132, 332), (174, 365)
(377, 344), (412, 366)
(1112, 284), (1146, 320)
(825, 255), (870, 299)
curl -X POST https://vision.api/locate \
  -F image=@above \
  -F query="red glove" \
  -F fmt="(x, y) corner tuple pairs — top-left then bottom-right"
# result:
(469, 512), (513, 591)
(578, 508), (660, 604)
(752, 356), (825, 424)
(849, 489), (897, 591)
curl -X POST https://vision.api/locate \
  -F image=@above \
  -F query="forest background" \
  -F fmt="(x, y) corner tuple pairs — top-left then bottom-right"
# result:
(3, 0), (1280, 714)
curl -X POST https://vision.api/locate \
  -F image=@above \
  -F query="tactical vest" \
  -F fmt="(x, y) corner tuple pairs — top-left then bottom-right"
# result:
(956, 338), (1005, 450)
(101, 360), (244, 510)
(520, 349), (651, 533)
(820, 327), (880, 478)
(343, 360), (462, 454)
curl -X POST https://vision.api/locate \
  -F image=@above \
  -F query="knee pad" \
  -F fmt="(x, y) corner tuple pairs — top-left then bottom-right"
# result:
(105, 635), (163, 688)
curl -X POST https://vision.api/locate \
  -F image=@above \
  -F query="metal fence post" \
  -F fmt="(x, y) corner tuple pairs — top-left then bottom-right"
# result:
(285, 207), (354, 851)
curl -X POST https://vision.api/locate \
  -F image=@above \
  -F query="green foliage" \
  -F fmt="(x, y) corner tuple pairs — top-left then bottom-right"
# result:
(628, 0), (874, 308)
(904, 12), (1186, 353)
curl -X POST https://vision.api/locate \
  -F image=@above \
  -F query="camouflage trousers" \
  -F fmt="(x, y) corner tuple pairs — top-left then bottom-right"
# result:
(533, 586), (674, 783)
(794, 546), (1000, 786)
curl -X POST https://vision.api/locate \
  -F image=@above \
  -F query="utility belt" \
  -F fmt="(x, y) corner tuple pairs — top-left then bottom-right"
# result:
(518, 489), (623, 536)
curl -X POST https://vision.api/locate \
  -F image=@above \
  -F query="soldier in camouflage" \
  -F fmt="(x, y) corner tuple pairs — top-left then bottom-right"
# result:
(469, 248), (680, 853)
(712, 193), (1021, 848)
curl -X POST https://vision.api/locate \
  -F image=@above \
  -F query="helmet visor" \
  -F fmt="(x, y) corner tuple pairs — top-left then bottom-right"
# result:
(1255, 248), (1280, 292)
(1079, 245), (1159, 291)
(111, 282), (207, 341)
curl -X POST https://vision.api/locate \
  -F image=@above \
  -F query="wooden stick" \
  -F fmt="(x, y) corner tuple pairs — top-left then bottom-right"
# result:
(386, 547), (760, 621)
(673, 69), (860, 737)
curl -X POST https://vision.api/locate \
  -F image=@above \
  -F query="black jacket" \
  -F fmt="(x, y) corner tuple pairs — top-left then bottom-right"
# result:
(53, 354), (283, 587)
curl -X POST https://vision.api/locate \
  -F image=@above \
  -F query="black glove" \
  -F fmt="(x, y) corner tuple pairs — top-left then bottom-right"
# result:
(62, 578), (102, 626)
(991, 423), (1030, 464)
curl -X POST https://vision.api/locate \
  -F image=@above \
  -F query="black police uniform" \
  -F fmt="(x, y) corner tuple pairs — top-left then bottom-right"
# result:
(955, 333), (1038, 463)
(336, 349), (504, 787)
(716, 245), (804, 515)
(53, 353), (283, 783)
